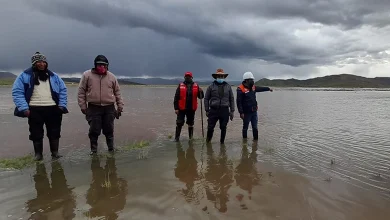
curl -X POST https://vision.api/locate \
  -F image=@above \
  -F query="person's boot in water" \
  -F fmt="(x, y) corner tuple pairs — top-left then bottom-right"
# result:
(106, 136), (114, 152)
(49, 139), (62, 159)
(253, 128), (259, 141)
(90, 138), (98, 155)
(175, 125), (182, 142)
(220, 128), (227, 144)
(206, 129), (214, 143)
(188, 126), (194, 140)
(33, 140), (43, 161)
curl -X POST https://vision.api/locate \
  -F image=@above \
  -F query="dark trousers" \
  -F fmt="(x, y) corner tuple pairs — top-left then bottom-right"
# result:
(207, 108), (230, 131)
(28, 106), (63, 141)
(243, 112), (258, 131)
(242, 112), (258, 139)
(86, 104), (115, 140)
(176, 110), (195, 127)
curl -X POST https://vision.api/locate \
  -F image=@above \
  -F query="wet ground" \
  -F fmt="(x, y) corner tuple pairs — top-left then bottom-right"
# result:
(0, 86), (389, 219)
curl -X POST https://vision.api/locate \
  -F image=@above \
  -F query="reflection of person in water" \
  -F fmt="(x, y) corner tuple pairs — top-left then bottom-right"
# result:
(204, 144), (234, 213)
(174, 141), (200, 203)
(234, 142), (261, 199)
(86, 156), (128, 219)
(26, 161), (76, 220)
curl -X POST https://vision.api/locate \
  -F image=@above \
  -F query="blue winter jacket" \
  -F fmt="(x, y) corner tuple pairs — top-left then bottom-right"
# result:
(12, 67), (68, 117)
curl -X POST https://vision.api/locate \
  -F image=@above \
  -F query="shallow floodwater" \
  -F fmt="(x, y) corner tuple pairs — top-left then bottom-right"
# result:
(0, 86), (389, 219)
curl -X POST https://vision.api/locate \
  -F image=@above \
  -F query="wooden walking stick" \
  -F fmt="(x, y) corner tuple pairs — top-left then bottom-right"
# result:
(200, 100), (204, 138)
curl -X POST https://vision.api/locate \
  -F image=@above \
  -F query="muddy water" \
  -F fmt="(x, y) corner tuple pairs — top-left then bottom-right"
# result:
(0, 86), (389, 219)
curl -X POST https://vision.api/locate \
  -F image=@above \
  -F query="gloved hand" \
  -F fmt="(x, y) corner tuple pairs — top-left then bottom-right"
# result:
(24, 110), (30, 117)
(115, 109), (122, 119)
(58, 106), (65, 113)
(230, 112), (234, 121)
(81, 109), (87, 115)
(206, 111), (209, 117)
(240, 113), (244, 120)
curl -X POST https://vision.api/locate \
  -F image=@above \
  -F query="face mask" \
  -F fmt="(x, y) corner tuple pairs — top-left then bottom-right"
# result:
(96, 65), (107, 75)
(248, 80), (254, 87)
(184, 77), (193, 83)
(216, 79), (224, 83)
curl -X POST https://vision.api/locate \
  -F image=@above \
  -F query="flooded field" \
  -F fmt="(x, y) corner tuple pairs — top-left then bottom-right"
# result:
(0, 86), (389, 219)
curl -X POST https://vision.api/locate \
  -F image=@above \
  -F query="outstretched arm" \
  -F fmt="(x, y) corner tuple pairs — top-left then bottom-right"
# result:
(255, 86), (272, 92)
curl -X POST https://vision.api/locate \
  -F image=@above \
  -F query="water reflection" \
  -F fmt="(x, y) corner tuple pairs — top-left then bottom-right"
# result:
(85, 156), (128, 219)
(174, 141), (265, 213)
(234, 141), (261, 201)
(26, 161), (76, 220)
(204, 143), (234, 213)
(174, 142), (200, 204)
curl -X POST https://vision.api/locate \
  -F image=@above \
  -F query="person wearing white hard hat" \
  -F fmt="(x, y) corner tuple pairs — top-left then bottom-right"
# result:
(236, 71), (272, 140)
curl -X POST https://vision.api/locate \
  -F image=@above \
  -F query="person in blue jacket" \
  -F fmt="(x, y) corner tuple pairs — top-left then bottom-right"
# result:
(236, 72), (272, 140)
(12, 52), (68, 161)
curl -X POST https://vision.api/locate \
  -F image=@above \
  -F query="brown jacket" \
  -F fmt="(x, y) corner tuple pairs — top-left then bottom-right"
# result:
(78, 69), (124, 110)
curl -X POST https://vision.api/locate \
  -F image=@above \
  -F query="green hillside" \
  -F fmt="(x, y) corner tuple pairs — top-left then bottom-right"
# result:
(256, 74), (390, 88)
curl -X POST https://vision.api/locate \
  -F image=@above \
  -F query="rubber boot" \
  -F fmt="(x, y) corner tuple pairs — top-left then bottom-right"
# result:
(90, 138), (98, 155)
(206, 129), (214, 143)
(106, 136), (114, 152)
(33, 141), (43, 161)
(253, 128), (258, 141)
(242, 130), (248, 139)
(220, 128), (227, 144)
(188, 127), (194, 140)
(174, 126), (182, 142)
(49, 139), (62, 159)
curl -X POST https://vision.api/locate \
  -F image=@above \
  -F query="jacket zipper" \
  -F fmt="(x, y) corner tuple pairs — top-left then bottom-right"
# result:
(100, 75), (102, 105)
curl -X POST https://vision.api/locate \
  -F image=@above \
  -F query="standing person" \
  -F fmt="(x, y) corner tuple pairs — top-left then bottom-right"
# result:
(173, 72), (204, 142)
(77, 55), (124, 155)
(12, 52), (68, 161)
(236, 71), (272, 140)
(204, 68), (235, 144)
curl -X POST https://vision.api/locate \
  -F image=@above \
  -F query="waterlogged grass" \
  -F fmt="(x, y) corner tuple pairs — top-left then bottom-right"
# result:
(0, 154), (39, 170)
(122, 140), (150, 151)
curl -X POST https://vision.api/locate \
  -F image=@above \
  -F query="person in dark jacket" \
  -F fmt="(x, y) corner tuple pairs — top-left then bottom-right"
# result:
(204, 68), (235, 144)
(173, 72), (204, 141)
(236, 71), (272, 140)
(12, 52), (68, 161)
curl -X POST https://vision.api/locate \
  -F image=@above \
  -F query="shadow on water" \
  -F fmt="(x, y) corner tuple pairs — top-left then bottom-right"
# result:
(26, 161), (76, 220)
(174, 140), (264, 214)
(84, 156), (128, 219)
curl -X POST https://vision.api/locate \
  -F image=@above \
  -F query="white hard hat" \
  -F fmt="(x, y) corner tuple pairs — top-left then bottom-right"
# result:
(243, 71), (254, 80)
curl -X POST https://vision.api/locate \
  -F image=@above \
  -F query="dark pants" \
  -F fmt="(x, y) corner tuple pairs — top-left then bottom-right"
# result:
(176, 110), (195, 127)
(207, 108), (230, 131)
(242, 112), (258, 139)
(86, 104), (115, 140)
(28, 106), (63, 141)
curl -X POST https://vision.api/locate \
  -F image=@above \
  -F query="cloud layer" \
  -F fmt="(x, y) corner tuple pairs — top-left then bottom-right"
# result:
(1, 0), (390, 80)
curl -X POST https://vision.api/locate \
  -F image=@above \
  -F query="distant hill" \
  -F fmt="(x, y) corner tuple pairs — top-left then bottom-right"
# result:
(0, 72), (16, 79)
(128, 77), (242, 86)
(256, 74), (390, 88)
(61, 77), (143, 85)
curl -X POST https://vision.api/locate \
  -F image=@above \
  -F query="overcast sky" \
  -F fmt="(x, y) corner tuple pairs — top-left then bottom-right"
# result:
(1, 0), (390, 80)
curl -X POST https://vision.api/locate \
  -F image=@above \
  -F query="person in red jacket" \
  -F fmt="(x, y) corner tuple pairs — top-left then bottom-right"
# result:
(173, 72), (204, 141)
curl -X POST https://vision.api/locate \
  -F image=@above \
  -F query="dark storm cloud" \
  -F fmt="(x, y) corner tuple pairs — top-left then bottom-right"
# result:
(1, 0), (390, 79)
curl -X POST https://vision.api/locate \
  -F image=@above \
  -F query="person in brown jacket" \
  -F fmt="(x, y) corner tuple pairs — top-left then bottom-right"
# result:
(78, 55), (124, 154)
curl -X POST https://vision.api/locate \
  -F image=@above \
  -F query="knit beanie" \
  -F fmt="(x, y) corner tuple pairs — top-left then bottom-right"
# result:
(31, 52), (47, 65)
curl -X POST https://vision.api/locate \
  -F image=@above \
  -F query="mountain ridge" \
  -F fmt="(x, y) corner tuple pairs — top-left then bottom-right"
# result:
(256, 74), (390, 88)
